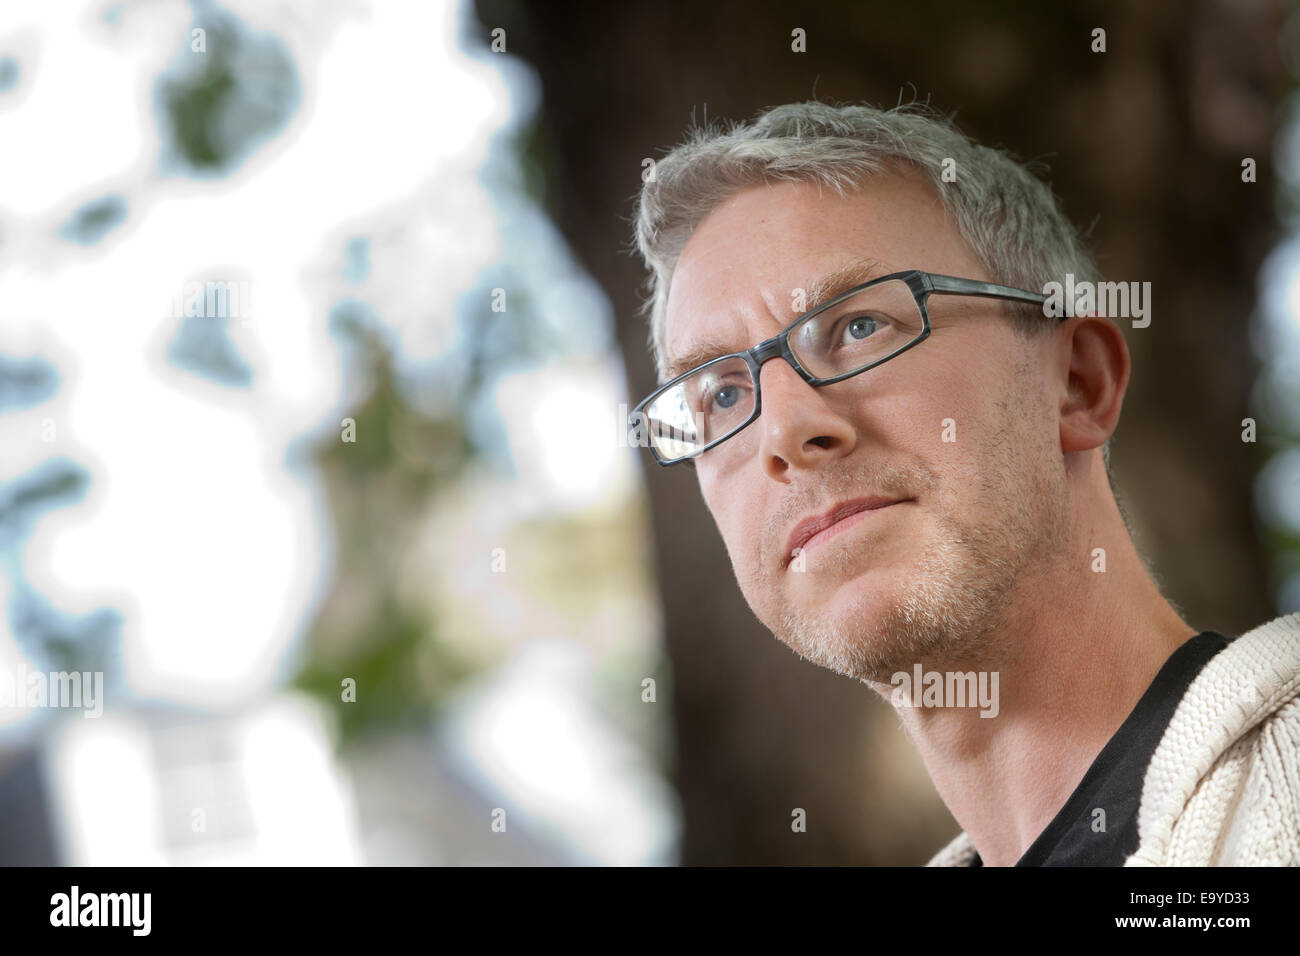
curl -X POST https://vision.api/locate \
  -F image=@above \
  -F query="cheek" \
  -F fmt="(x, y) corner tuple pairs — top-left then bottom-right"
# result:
(886, 347), (1013, 455)
(698, 470), (733, 547)
(699, 468), (767, 581)
(697, 466), (720, 517)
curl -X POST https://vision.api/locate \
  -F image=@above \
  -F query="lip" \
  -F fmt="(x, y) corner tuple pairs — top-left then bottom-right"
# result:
(784, 496), (910, 567)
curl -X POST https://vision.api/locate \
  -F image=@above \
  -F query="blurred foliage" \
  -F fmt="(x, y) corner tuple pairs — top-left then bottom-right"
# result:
(295, 594), (470, 739)
(9, 588), (121, 680)
(509, 509), (651, 621)
(168, 308), (254, 387)
(0, 55), (19, 93)
(0, 356), (59, 412)
(0, 460), (87, 546)
(519, 117), (554, 209)
(57, 195), (127, 245)
(156, 7), (299, 174)
(293, 318), (477, 741)
(0, 458), (120, 681)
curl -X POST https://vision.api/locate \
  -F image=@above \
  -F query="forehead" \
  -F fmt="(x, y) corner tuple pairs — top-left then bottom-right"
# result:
(662, 171), (980, 374)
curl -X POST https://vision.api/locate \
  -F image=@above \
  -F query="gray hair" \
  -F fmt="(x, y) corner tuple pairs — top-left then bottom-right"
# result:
(631, 100), (1109, 468)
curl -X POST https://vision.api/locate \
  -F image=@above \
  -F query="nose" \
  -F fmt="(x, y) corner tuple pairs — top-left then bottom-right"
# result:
(755, 357), (857, 481)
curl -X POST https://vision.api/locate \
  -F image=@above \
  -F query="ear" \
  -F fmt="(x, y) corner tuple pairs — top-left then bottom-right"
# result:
(1055, 314), (1130, 455)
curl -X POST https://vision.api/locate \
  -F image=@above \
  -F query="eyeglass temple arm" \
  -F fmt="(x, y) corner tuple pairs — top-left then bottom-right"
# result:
(924, 273), (1046, 306)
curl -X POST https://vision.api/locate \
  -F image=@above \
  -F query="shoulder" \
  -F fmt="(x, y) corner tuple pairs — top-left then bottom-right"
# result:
(1134, 614), (1300, 865)
(1217, 693), (1300, 865)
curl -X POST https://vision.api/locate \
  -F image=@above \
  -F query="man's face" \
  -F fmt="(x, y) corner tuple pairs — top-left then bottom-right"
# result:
(662, 171), (1071, 685)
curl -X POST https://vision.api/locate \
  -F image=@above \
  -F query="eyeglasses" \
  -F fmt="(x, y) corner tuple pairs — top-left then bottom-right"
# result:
(631, 270), (1051, 466)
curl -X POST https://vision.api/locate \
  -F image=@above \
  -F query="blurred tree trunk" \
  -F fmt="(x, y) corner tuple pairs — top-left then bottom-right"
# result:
(475, 0), (1286, 864)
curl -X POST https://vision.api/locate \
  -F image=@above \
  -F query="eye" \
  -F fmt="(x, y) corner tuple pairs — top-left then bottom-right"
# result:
(697, 375), (751, 418)
(841, 314), (882, 343)
(710, 384), (742, 410)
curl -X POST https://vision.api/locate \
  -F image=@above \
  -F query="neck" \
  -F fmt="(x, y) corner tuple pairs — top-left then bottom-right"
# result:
(875, 477), (1196, 867)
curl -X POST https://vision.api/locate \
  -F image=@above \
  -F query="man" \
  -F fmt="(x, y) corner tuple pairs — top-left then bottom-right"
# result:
(630, 101), (1300, 866)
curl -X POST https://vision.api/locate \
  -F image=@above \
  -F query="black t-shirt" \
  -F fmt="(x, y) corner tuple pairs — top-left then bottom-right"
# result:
(967, 630), (1234, 867)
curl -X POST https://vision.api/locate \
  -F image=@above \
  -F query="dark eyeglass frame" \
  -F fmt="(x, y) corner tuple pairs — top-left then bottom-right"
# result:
(633, 270), (1053, 467)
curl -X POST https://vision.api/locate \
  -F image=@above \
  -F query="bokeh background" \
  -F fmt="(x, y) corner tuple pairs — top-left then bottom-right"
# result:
(1, 0), (1298, 866)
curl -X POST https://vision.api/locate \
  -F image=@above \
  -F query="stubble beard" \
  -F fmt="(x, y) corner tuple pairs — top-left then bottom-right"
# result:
(766, 403), (1070, 686)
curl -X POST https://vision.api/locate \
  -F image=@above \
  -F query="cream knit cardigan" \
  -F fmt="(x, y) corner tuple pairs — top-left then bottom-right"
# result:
(927, 613), (1300, 866)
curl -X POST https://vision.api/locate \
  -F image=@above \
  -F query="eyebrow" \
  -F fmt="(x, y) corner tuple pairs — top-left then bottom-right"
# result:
(662, 256), (889, 382)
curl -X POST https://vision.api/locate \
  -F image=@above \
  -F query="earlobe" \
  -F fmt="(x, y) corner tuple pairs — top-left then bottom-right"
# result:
(1058, 314), (1130, 454)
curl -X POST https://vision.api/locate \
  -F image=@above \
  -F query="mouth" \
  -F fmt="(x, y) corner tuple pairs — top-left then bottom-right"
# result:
(784, 496), (912, 568)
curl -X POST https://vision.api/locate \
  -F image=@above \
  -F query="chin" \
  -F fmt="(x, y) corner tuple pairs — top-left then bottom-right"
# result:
(786, 541), (912, 603)
(768, 569), (914, 683)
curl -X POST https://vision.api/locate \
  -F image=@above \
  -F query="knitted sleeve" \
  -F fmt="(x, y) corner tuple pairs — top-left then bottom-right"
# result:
(1217, 695), (1300, 865)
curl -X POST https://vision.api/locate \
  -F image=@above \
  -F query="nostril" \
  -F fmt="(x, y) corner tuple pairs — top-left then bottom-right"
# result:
(808, 435), (837, 449)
